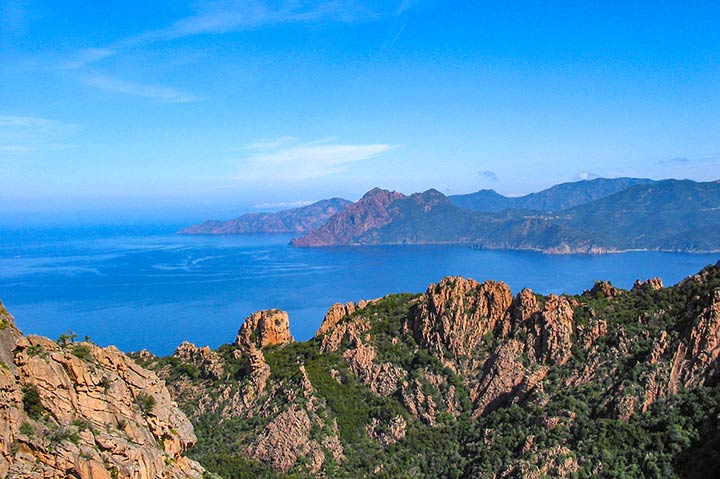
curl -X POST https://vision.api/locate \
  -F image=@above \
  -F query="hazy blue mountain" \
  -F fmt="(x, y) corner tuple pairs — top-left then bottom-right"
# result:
(179, 198), (351, 235)
(450, 177), (654, 212)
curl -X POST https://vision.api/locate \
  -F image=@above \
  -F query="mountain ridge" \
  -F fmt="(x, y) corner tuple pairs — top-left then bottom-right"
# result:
(291, 179), (720, 253)
(449, 177), (655, 212)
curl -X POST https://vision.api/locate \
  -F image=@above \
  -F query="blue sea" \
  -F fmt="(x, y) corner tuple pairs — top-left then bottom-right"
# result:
(0, 224), (717, 355)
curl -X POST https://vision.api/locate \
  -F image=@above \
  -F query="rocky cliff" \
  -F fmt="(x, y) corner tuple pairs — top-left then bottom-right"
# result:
(5, 262), (720, 478)
(0, 307), (203, 479)
(132, 261), (720, 478)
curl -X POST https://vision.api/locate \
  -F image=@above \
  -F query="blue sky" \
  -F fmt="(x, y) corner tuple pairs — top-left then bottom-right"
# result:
(1, 0), (719, 223)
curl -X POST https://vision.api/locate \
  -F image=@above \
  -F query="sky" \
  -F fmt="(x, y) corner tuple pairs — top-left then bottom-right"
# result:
(1, 0), (720, 224)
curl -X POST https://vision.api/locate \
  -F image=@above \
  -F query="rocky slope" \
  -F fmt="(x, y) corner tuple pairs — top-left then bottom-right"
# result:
(179, 198), (351, 235)
(290, 188), (406, 246)
(134, 261), (720, 478)
(0, 302), (204, 479)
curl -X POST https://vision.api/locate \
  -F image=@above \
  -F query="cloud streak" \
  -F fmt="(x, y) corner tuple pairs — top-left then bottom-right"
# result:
(252, 200), (313, 209)
(83, 74), (201, 103)
(478, 170), (498, 182)
(0, 114), (76, 156)
(657, 156), (690, 166)
(60, 1), (419, 102)
(571, 172), (600, 181)
(236, 137), (393, 181)
(66, 1), (415, 69)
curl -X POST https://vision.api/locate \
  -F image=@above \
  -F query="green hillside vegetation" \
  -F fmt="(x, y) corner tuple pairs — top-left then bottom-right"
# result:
(556, 179), (720, 251)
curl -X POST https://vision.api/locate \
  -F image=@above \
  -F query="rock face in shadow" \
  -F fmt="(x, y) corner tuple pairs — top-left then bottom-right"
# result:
(0, 322), (204, 479)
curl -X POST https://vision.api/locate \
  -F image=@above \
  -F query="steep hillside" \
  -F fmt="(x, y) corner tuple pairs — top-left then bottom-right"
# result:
(290, 188), (406, 246)
(179, 198), (351, 235)
(557, 179), (720, 251)
(0, 302), (204, 479)
(450, 177), (654, 212)
(136, 261), (720, 478)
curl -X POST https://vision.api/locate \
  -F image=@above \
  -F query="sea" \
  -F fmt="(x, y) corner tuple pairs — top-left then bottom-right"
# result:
(1, 223), (717, 355)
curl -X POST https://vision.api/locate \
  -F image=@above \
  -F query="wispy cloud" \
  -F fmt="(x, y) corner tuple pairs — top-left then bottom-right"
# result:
(61, 1), (419, 101)
(66, 1), (416, 69)
(397, 0), (422, 14)
(478, 170), (498, 182)
(62, 48), (117, 70)
(83, 73), (201, 103)
(252, 200), (313, 209)
(571, 171), (600, 181)
(0, 114), (75, 156)
(236, 137), (394, 181)
(243, 136), (299, 151)
(657, 156), (690, 166)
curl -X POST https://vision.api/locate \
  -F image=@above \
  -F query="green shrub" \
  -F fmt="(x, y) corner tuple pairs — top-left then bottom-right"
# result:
(19, 422), (34, 436)
(71, 344), (93, 360)
(56, 331), (77, 346)
(47, 425), (79, 447)
(22, 384), (44, 419)
(99, 376), (111, 391)
(135, 392), (156, 415)
(25, 344), (44, 357)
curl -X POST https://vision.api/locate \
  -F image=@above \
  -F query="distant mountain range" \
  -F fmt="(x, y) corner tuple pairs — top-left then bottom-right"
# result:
(449, 177), (654, 212)
(178, 198), (351, 234)
(181, 178), (720, 253)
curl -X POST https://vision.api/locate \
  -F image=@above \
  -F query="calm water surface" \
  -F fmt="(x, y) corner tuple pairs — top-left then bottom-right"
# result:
(1, 224), (717, 355)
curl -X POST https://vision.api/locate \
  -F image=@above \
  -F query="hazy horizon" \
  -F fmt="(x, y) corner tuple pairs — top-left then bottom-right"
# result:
(2, 175), (719, 227)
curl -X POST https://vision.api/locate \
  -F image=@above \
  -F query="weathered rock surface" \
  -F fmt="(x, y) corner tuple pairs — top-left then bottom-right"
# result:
(0, 301), (21, 373)
(236, 309), (294, 349)
(410, 277), (513, 359)
(173, 341), (224, 380)
(0, 318), (204, 479)
(316, 300), (373, 337)
(633, 277), (664, 291)
(587, 280), (622, 298)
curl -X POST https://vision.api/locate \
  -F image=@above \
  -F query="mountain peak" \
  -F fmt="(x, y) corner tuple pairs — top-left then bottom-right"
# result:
(361, 187), (402, 200)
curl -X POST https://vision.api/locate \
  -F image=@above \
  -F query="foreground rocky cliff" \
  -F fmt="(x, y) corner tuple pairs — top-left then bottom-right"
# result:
(0, 302), (204, 479)
(133, 261), (720, 478)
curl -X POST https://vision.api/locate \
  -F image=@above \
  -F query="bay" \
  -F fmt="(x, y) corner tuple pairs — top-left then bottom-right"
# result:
(0, 224), (717, 355)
